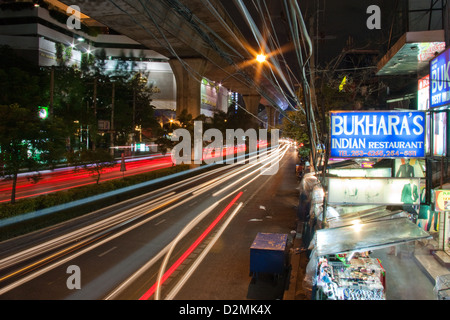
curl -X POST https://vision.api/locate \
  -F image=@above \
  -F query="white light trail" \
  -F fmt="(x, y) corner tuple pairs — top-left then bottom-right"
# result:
(164, 202), (243, 300)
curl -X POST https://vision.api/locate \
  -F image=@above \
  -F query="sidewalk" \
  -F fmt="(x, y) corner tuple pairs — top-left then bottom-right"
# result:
(284, 228), (310, 300)
(415, 181), (450, 285)
(284, 179), (450, 301)
(414, 233), (450, 284)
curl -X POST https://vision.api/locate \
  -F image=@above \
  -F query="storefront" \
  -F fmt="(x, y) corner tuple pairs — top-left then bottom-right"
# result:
(307, 207), (431, 300)
(427, 48), (450, 260)
(310, 110), (433, 299)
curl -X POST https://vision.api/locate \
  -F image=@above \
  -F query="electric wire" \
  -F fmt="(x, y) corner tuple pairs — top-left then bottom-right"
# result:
(107, 0), (317, 157)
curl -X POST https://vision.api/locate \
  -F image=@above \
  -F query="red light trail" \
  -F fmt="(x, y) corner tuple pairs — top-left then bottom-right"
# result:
(138, 191), (244, 300)
(0, 156), (174, 203)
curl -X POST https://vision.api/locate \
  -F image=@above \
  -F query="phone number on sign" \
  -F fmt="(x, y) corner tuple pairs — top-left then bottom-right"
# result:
(336, 150), (419, 157)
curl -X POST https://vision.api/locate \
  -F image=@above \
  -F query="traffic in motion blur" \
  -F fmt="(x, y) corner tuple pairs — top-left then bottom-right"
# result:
(0, 143), (289, 300)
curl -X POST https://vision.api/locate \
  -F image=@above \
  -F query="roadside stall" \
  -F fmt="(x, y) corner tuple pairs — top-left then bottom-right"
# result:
(311, 109), (431, 300)
(316, 252), (386, 300)
(307, 217), (431, 300)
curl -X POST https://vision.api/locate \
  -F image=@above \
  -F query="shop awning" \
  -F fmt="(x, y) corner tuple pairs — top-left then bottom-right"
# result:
(376, 30), (445, 76)
(315, 217), (431, 256)
(325, 206), (404, 228)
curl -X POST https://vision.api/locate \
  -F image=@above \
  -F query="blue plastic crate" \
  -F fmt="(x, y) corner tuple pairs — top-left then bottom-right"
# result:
(250, 233), (288, 275)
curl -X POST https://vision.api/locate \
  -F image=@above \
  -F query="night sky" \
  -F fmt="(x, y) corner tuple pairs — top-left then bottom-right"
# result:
(221, 0), (400, 67)
(299, 0), (400, 65)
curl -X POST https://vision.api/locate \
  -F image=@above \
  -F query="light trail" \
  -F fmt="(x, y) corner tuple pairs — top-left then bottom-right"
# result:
(164, 202), (243, 300)
(0, 156), (174, 203)
(212, 144), (288, 197)
(103, 149), (277, 300)
(139, 191), (244, 300)
(144, 146), (287, 300)
(136, 146), (287, 300)
(0, 154), (256, 291)
(0, 191), (178, 281)
(0, 145), (288, 298)
(0, 146), (268, 203)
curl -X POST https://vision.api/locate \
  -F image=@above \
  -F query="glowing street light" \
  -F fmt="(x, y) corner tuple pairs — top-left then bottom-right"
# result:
(256, 53), (266, 63)
(38, 106), (49, 119)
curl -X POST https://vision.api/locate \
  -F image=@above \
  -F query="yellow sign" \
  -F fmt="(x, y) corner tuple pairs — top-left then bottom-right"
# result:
(435, 189), (450, 211)
(339, 76), (347, 92)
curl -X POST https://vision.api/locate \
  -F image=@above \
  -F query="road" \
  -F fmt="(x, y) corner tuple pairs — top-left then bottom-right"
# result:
(0, 144), (298, 300)
(0, 154), (174, 203)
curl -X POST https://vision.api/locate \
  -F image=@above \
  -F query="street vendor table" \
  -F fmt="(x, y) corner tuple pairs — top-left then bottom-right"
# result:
(316, 254), (386, 300)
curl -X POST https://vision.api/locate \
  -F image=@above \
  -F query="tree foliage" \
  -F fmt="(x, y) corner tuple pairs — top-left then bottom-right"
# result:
(0, 104), (67, 203)
(67, 149), (116, 184)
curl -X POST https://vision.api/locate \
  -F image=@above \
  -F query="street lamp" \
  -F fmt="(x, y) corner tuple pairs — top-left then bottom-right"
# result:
(256, 53), (266, 63)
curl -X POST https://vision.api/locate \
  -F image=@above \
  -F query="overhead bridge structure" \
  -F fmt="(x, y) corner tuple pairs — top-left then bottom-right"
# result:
(60, 0), (289, 126)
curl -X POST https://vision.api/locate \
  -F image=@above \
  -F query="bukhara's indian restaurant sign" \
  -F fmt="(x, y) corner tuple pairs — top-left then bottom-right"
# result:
(330, 111), (425, 158)
(430, 47), (450, 108)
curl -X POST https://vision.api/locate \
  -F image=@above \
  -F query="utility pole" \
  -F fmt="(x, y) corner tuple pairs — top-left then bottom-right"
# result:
(93, 77), (97, 151)
(132, 88), (136, 155)
(110, 82), (115, 156)
(93, 77), (97, 118)
(50, 67), (54, 116)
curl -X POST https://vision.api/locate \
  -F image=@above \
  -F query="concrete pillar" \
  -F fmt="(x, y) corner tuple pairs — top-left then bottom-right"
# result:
(266, 105), (275, 128)
(242, 94), (261, 128)
(274, 110), (279, 127)
(169, 58), (208, 119)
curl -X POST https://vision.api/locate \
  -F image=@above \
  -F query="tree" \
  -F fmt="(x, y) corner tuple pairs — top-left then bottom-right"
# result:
(211, 110), (228, 135)
(177, 109), (194, 131)
(80, 52), (95, 74)
(280, 110), (311, 160)
(55, 42), (72, 67)
(67, 149), (116, 184)
(0, 47), (42, 110)
(0, 104), (67, 203)
(226, 102), (258, 131)
(155, 136), (174, 156)
(131, 73), (159, 131)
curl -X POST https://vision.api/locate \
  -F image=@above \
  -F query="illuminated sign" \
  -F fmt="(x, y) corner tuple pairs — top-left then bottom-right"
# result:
(418, 74), (429, 110)
(430, 47), (450, 108)
(435, 190), (450, 211)
(328, 168), (391, 178)
(417, 42), (445, 62)
(433, 111), (447, 156)
(327, 177), (421, 205)
(416, 75), (432, 153)
(330, 111), (425, 158)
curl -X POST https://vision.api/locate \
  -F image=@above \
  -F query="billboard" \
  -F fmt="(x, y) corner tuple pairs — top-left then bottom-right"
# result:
(330, 111), (426, 158)
(433, 111), (447, 156)
(394, 158), (425, 178)
(327, 177), (421, 205)
(430, 47), (450, 108)
(435, 190), (450, 211)
(418, 75), (429, 111)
